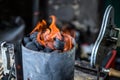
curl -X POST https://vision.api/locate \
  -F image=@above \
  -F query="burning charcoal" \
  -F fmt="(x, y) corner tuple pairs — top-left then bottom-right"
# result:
(43, 47), (53, 52)
(23, 37), (31, 45)
(54, 38), (64, 50)
(25, 42), (39, 51)
(30, 32), (38, 40)
(32, 39), (44, 50)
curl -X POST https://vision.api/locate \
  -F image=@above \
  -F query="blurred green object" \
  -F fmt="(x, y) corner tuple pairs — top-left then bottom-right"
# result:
(104, 0), (120, 56)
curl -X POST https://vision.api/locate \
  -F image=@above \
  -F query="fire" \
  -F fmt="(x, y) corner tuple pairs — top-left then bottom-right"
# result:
(31, 15), (74, 51)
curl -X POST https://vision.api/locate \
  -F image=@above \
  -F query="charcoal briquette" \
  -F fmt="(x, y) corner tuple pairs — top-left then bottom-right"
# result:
(30, 32), (38, 40)
(33, 39), (44, 50)
(23, 37), (31, 45)
(43, 47), (53, 52)
(54, 38), (64, 50)
(25, 42), (39, 51)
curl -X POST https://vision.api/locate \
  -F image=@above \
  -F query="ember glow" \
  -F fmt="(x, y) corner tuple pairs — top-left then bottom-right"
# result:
(31, 15), (74, 51)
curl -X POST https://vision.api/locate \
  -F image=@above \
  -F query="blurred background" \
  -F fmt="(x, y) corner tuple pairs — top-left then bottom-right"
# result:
(0, 0), (101, 38)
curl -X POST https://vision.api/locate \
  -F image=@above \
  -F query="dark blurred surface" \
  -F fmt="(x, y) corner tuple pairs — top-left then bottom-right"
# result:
(0, 0), (32, 34)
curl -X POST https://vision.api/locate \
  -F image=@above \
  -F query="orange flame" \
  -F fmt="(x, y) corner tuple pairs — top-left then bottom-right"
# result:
(31, 15), (74, 51)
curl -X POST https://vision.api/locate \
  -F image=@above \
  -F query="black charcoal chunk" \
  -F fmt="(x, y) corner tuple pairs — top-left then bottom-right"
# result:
(25, 42), (39, 51)
(54, 38), (64, 50)
(43, 47), (53, 53)
(32, 39), (44, 50)
(30, 32), (38, 40)
(23, 37), (31, 45)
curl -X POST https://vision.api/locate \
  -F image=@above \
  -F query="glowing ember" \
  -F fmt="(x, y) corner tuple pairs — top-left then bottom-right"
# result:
(31, 15), (74, 51)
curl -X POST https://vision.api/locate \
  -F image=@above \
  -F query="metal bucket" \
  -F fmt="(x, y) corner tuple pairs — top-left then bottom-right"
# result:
(22, 44), (76, 80)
